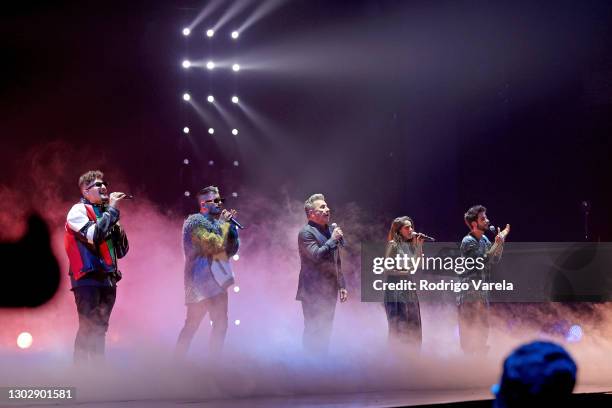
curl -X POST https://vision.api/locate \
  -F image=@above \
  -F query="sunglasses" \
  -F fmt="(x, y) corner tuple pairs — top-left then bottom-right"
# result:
(202, 198), (226, 205)
(86, 181), (108, 190)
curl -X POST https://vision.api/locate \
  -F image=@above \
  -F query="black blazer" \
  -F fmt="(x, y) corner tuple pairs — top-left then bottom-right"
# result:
(296, 221), (346, 302)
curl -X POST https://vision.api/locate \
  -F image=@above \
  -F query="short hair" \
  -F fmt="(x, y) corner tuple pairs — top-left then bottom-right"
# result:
(197, 185), (219, 199)
(495, 341), (577, 408)
(304, 193), (325, 216)
(78, 170), (104, 190)
(464, 204), (486, 228)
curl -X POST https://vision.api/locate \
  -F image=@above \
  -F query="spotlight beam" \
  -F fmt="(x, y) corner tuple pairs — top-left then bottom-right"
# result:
(213, 0), (257, 31)
(237, 0), (291, 34)
(189, 99), (216, 127)
(181, 59), (230, 69)
(239, 103), (282, 145)
(209, 100), (239, 128)
(187, 0), (224, 31)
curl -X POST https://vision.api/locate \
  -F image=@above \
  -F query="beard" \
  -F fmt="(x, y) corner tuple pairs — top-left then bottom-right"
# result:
(208, 206), (222, 215)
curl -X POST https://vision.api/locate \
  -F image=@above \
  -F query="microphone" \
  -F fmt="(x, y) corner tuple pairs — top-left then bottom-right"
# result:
(229, 216), (245, 230)
(102, 193), (133, 206)
(330, 223), (345, 247)
(412, 232), (436, 242)
(109, 193), (133, 199)
(488, 225), (496, 234)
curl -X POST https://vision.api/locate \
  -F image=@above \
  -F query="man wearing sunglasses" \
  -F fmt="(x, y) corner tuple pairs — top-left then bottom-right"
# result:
(175, 185), (239, 358)
(64, 170), (129, 363)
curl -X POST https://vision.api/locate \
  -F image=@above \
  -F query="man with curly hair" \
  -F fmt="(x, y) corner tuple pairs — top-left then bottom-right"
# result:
(175, 186), (239, 357)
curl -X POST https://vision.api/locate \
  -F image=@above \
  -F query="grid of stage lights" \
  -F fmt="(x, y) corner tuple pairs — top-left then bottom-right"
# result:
(180, 21), (243, 320)
(181, 23), (241, 193)
(180, 26), (242, 143)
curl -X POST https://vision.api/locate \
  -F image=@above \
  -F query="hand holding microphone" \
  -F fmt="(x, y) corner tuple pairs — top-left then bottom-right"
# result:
(489, 224), (510, 243)
(109, 192), (133, 208)
(221, 209), (237, 222)
(221, 209), (246, 229)
(411, 232), (436, 242)
(331, 223), (344, 246)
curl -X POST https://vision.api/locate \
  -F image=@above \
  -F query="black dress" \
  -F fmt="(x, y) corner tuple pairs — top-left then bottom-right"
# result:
(383, 240), (422, 347)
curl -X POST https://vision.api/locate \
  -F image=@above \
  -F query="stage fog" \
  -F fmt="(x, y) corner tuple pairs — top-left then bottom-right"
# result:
(0, 150), (611, 403)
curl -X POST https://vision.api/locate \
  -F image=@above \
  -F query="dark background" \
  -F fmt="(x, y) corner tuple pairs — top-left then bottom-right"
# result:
(2, 0), (611, 242)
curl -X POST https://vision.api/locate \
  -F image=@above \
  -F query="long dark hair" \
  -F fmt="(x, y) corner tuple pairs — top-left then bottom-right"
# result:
(387, 216), (414, 243)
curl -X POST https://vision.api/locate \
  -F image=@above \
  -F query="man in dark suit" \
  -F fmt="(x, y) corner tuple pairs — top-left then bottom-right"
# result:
(296, 193), (348, 354)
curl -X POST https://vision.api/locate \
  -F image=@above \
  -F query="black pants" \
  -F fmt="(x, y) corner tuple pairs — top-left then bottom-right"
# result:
(175, 292), (229, 358)
(384, 275), (422, 347)
(301, 297), (337, 354)
(73, 286), (116, 363)
(384, 298), (422, 347)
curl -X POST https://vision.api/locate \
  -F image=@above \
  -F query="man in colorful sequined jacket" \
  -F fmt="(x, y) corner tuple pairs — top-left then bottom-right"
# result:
(64, 170), (129, 363)
(175, 185), (239, 357)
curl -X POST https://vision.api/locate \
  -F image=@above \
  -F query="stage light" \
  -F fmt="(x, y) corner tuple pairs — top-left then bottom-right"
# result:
(231, 96), (239, 104)
(232, 129), (239, 135)
(206, 61), (215, 70)
(182, 60), (191, 69)
(231, 192), (238, 198)
(207, 95), (215, 103)
(232, 64), (240, 72)
(182, 28), (191, 36)
(184, 191), (191, 197)
(233, 160), (239, 166)
(206, 29), (215, 37)
(567, 325), (583, 343)
(234, 320), (241, 326)
(231, 31), (239, 39)
(16, 332), (33, 349)
(208, 160), (215, 166)
(208, 128), (215, 134)
(183, 126), (190, 134)
(233, 286), (240, 293)
(183, 159), (189, 165)
(232, 254), (240, 261)
(210, 321), (213, 326)
(182, 93), (191, 101)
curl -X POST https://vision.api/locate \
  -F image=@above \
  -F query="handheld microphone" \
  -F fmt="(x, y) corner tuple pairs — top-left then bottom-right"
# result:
(330, 223), (345, 247)
(413, 232), (436, 242)
(229, 216), (245, 230)
(488, 225), (496, 234)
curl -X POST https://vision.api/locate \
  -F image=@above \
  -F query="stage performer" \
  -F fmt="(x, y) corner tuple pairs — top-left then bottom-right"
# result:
(383, 216), (424, 347)
(64, 170), (129, 363)
(458, 204), (510, 353)
(296, 193), (348, 354)
(175, 186), (239, 358)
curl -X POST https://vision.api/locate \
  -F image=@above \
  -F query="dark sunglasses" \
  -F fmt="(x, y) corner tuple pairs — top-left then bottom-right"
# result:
(202, 198), (226, 205)
(86, 181), (108, 190)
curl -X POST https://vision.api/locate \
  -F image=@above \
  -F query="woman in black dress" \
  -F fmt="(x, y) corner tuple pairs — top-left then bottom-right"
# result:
(384, 216), (425, 347)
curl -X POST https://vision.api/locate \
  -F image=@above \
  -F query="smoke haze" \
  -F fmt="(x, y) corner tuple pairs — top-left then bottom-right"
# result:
(0, 143), (611, 404)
